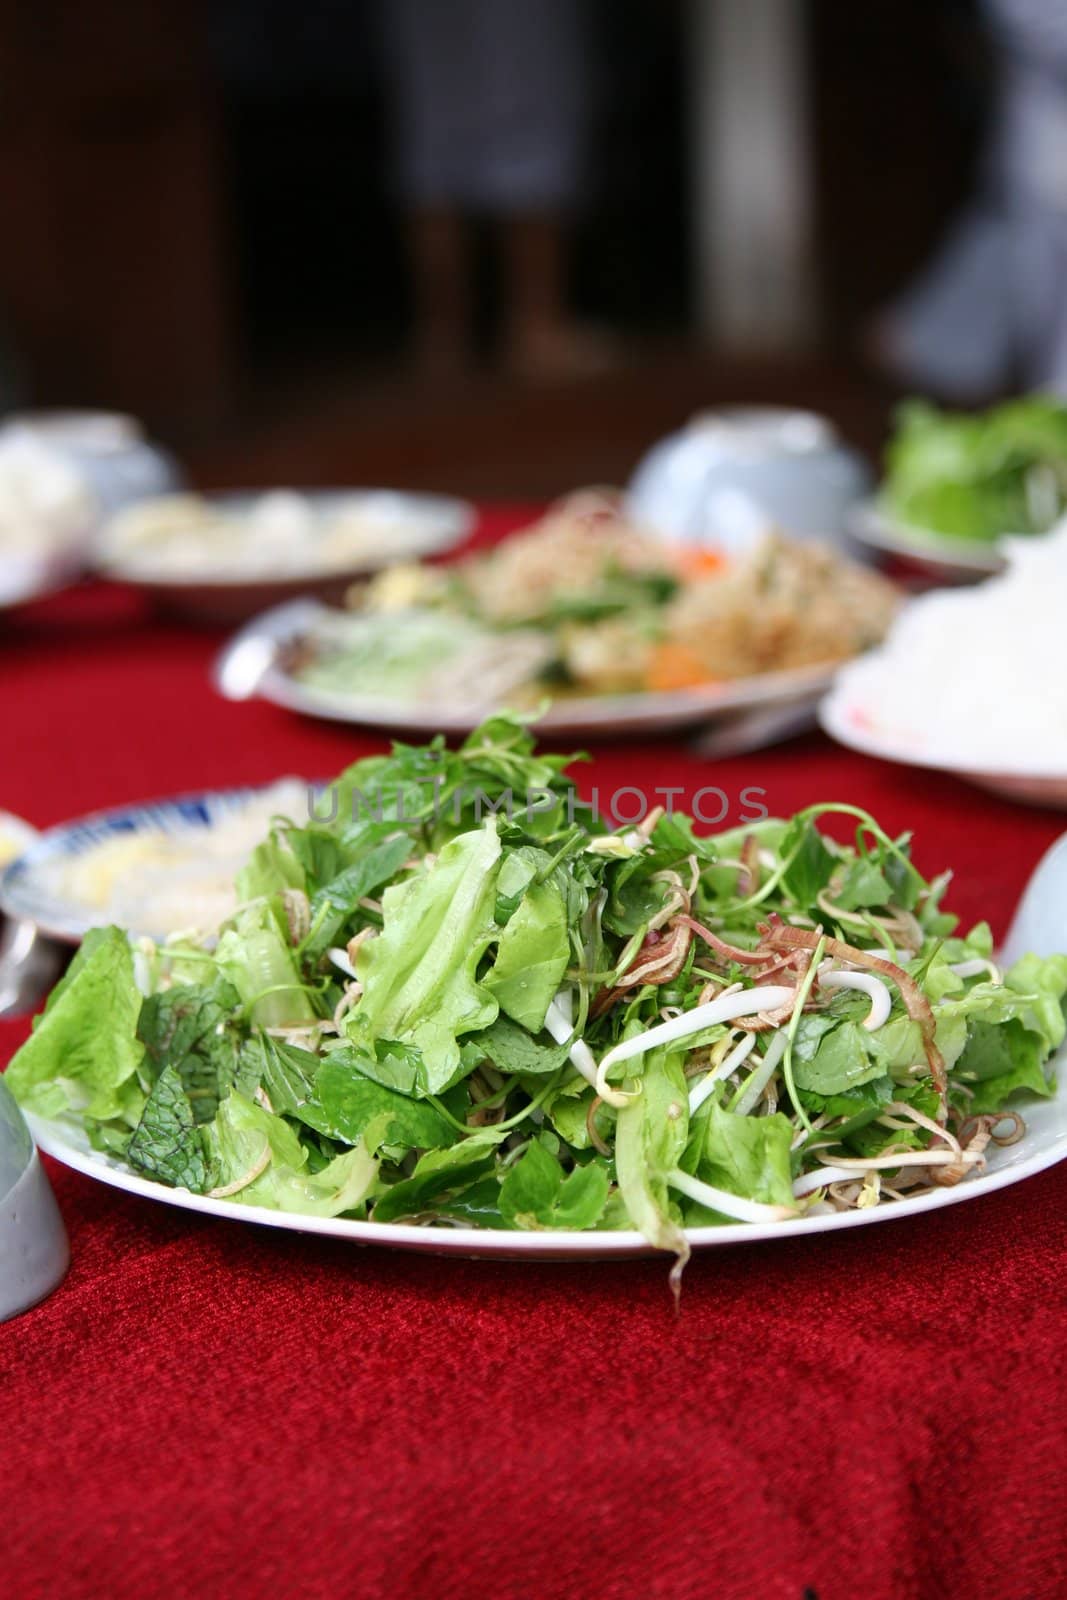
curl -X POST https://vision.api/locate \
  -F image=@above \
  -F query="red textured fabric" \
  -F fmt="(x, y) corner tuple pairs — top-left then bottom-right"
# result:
(3, 507), (1066, 1600)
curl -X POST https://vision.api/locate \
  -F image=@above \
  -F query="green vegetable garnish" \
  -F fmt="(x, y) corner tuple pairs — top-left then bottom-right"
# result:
(882, 395), (1067, 540)
(8, 715), (1066, 1283)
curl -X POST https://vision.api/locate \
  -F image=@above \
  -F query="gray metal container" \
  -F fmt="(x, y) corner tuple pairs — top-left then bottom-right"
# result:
(0, 1075), (69, 1321)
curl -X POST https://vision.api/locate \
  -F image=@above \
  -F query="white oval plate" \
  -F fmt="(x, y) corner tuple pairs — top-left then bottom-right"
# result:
(98, 490), (475, 587)
(848, 498), (1004, 581)
(0, 782), (310, 945)
(96, 491), (475, 625)
(214, 598), (836, 740)
(26, 1069), (1067, 1258)
(0, 546), (85, 610)
(819, 681), (1067, 809)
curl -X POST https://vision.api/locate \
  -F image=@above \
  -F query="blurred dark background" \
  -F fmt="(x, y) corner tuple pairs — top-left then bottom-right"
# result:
(0, 0), (990, 493)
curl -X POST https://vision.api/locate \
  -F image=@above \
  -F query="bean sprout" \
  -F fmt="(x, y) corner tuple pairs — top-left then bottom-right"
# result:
(688, 1032), (756, 1114)
(949, 958), (1003, 983)
(668, 1166), (797, 1224)
(818, 966), (893, 1030)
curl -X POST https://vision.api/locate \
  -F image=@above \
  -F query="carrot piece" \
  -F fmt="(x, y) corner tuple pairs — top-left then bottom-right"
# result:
(678, 548), (727, 579)
(646, 641), (716, 691)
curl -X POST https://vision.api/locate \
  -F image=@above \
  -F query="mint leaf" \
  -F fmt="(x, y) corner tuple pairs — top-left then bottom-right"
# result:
(136, 979), (242, 1122)
(127, 1065), (210, 1191)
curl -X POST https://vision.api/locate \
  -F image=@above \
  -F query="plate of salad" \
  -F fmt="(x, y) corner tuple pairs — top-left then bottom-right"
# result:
(214, 492), (898, 739)
(8, 717), (1067, 1272)
(850, 395), (1067, 581)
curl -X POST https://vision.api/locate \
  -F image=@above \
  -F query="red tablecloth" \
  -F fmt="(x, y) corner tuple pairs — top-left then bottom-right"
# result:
(3, 508), (1066, 1600)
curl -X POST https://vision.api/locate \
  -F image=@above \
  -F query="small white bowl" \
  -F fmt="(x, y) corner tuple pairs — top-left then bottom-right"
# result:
(628, 407), (871, 553)
(1002, 832), (1067, 966)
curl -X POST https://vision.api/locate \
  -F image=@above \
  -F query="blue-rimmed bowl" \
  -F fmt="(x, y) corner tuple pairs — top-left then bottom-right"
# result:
(0, 782), (311, 946)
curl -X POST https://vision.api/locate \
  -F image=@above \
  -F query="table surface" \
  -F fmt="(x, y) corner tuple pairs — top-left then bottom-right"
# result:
(3, 509), (1066, 1600)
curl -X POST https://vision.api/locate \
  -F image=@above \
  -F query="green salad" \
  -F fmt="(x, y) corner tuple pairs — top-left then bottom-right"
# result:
(8, 717), (1066, 1278)
(882, 395), (1067, 541)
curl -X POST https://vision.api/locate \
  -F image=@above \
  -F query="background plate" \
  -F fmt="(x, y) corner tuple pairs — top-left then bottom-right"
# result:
(216, 598), (836, 740)
(0, 547), (84, 610)
(98, 490), (475, 623)
(0, 783), (307, 944)
(848, 498), (1004, 581)
(820, 682), (1067, 808)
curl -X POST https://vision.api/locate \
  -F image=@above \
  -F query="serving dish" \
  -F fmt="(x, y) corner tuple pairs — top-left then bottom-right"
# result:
(25, 1074), (1067, 1259)
(1, 410), (182, 522)
(213, 597), (838, 741)
(819, 689), (1067, 809)
(848, 499), (1003, 583)
(10, 718), (1067, 1263)
(820, 521), (1067, 807)
(0, 810), (38, 871)
(0, 782), (309, 945)
(97, 490), (475, 623)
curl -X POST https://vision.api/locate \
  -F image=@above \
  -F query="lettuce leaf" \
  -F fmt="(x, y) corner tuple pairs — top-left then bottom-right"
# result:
(791, 1016), (886, 1096)
(485, 877), (569, 1032)
(302, 1054), (457, 1150)
(690, 1102), (795, 1214)
(472, 1014), (573, 1077)
(954, 1019), (1054, 1113)
(371, 1134), (505, 1223)
(236, 833), (305, 904)
(1005, 952), (1067, 1053)
(5, 926), (145, 1124)
(215, 902), (315, 1028)
(205, 1092), (379, 1216)
(613, 1046), (689, 1264)
(345, 821), (502, 1093)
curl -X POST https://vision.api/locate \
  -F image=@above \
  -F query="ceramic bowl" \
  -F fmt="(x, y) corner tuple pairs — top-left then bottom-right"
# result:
(628, 407), (871, 553)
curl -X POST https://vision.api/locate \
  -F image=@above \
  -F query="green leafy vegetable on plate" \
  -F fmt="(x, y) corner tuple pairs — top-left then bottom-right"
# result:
(7, 715), (1066, 1281)
(881, 395), (1067, 541)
